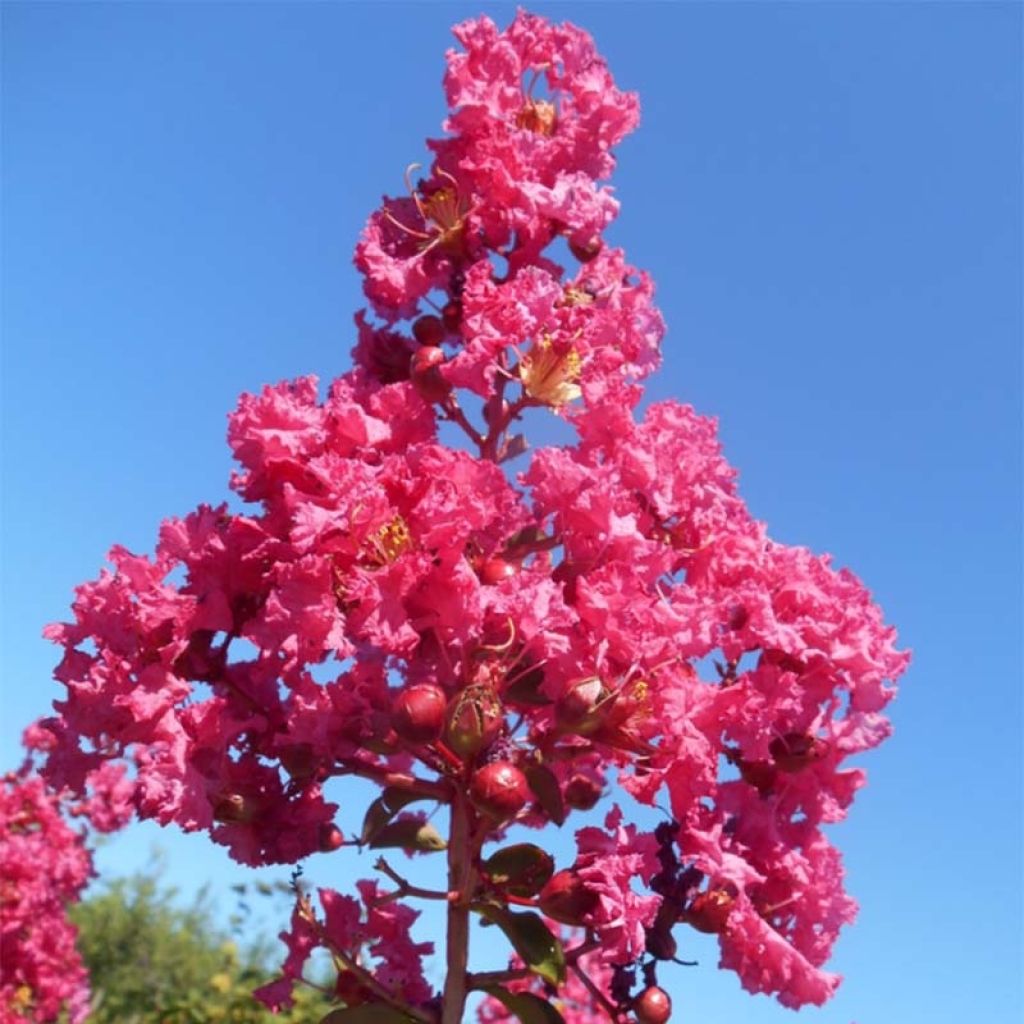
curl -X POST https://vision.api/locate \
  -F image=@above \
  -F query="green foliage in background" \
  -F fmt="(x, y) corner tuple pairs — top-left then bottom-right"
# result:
(70, 861), (331, 1023)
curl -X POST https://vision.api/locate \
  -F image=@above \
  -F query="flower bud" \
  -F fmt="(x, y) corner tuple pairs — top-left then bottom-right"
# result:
(441, 300), (462, 332)
(555, 677), (610, 736)
(318, 823), (344, 852)
(412, 314), (446, 347)
(737, 758), (777, 795)
(564, 773), (603, 810)
(410, 345), (451, 403)
(478, 558), (518, 586)
(392, 683), (447, 744)
(483, 395), (510, 428)
(212, 792), (254, 824)
(769, 732), (829, 773)
(634, 985), (672, 1024)
(470, 762), (530, 821)
(683, 888), (735, 934)
(444, 684), (503, 759)
(538, 869), (599, 926)
(569, 236), (602, 263)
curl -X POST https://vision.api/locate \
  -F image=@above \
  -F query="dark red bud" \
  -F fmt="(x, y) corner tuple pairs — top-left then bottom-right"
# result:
(683, 888), (735, 934)
(538, 869), (599, 926)
(410, 345), (451, 403)
(470, 761), (530, 820)
(737, 758), (777, 794)
(769, 732), (829, 773)
(555, 677), (609, 735)
(412, 314), (445, 346)
(212, 792), (254, 824)
(445, 684), (504, 759)
(318, 823), (344, 852)
(478, 558), (518, 586)
(634, 985), (672, 1024)
(392, 683), (448, 744)
(441, 300), (462, 332)
(569, 236), (602, 263)
(483, 395), (510, 428)
(564, 773), (603, 811)
(728, 604), (749, 630)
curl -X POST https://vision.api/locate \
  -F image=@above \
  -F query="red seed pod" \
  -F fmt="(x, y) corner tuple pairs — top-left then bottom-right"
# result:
(555, 677), (610, 736)
(410, 345), (452, 403)
(392, 683), (448, 744)
(470, 761), (530, 820)
(683, 888), (735, 934)
(412, 314), (446, 346)
(538, 869), (599, 926)
(634, 985), (672, 1024)
(441, 300), (462, 332)
(318, 823), (344, 852)
(769, 732), (829, 773)
(445, 684), (504, 759)
(478, 558), (518, 586)
(564, 773), (603, 811)
(569, 235), (602, 263)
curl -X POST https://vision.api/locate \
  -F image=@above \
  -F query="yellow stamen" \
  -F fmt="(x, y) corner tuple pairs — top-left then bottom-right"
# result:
(520, 336), (582, 407)
(559, 285), (595, 307)
(366, 516), (412, 565)
(515, 98), (557, 136)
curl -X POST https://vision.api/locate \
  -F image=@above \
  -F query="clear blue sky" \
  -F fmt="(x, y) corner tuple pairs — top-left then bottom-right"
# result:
(2, 3), (1020, 1022)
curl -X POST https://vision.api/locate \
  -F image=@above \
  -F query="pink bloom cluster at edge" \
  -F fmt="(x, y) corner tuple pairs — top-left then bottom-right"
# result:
(0, 771), (93, 1024)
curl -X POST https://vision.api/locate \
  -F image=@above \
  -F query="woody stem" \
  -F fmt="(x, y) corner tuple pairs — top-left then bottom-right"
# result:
(441, 792), (475, 1024)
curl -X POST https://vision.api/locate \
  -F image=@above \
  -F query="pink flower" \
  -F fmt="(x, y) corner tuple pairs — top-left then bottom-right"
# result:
(0, 772), (93, 1024)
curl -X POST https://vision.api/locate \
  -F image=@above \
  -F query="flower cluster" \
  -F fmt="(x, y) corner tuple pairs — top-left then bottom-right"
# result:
(0, 770), (93, 1024)
(35, 10), (907, 1022)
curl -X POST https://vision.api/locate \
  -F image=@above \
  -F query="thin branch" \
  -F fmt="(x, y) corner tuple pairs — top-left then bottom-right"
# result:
(441, 396), (485, 450)
(466, 938), (600, 991)
(571, 960), (622, 1022)
(296, 895), (434, 1024)
(373, 857), (454, 904)
(333, 758), (451, 801)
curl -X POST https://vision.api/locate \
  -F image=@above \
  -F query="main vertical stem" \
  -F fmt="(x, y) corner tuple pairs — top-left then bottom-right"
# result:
(442, 792), (474, 1024)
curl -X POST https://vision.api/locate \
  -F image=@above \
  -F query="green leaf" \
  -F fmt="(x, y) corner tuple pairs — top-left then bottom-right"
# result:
(321, 1005), (415, 1023)
(482, 987), (567, 1024)
(359, 789), (428, 845)
(523, 763), (565, 826)
(482, 843), (555, 898)
(477, 907), (566, 986)
(367, 819), (447, 852)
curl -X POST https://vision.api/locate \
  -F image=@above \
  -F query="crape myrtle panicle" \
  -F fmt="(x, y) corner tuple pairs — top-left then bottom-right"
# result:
(34, 10), (908, 1023)
(0, 758), (94, 1022)
(1, 727), (132, 1024)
